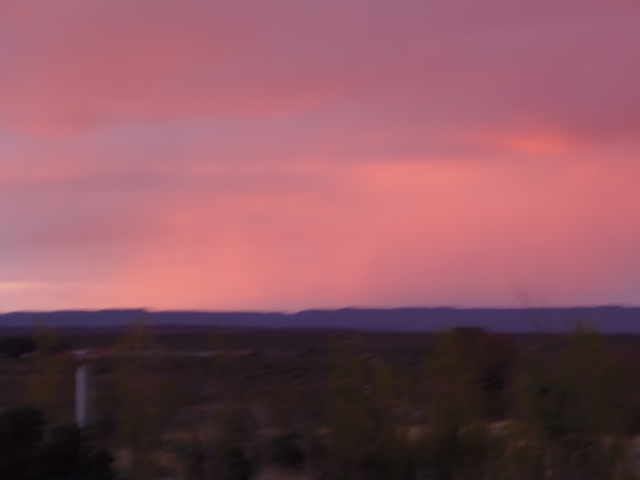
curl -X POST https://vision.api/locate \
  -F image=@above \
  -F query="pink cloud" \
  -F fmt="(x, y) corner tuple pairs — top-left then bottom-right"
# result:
(0, 0), (638, 142)
(4, 155), (638, 311)
(1, 1), (639, 311)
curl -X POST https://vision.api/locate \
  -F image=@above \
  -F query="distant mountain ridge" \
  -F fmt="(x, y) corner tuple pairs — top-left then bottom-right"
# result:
(1, 307), (639, 333)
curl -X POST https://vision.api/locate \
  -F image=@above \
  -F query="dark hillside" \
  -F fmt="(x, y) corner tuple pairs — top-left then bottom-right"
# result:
(1, 306), (640, 333)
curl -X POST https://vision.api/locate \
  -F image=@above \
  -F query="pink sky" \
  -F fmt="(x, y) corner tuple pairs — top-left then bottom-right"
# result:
(1, 0), (639, 311)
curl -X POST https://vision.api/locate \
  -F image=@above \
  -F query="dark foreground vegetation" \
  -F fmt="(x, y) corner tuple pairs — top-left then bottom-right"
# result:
(2, 322), (640, 479)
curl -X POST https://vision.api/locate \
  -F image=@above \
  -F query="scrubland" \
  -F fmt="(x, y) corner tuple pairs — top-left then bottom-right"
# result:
(2, 323), (640, 479)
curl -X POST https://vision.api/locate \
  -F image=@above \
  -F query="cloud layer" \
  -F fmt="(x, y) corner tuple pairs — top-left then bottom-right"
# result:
(1, 0), (639, 311)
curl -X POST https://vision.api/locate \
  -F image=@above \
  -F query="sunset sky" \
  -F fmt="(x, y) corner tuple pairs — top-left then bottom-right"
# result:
(1, 0), (639, 312)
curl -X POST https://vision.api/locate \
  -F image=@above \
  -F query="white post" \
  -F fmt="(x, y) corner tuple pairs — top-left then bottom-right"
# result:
(75, 364), (88, 428)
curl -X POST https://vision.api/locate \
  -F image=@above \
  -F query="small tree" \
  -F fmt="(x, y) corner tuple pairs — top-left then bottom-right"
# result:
(25, 325), (71, 424)
(515, 323), (631, 480)
(326, 339), (372, 478)
(368, 361), (411, 479)
(421, 329), (488, 480)
(211, 324), (231, 401)
(111, 318), (180, 479)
